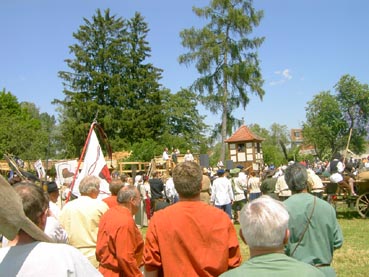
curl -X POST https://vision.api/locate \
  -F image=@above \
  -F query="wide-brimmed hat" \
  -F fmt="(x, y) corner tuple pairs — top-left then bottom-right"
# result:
(47, 181), (59, 193)
(0, 175), (51, 242)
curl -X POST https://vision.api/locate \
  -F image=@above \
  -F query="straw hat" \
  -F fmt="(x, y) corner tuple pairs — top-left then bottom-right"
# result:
(0, 175), (52, 242)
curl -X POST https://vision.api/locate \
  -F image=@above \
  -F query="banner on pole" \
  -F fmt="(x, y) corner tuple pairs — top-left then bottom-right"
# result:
(71, 129), (112, 199)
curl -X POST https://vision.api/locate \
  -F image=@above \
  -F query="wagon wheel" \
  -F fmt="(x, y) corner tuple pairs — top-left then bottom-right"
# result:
(356, 192), (369, 218)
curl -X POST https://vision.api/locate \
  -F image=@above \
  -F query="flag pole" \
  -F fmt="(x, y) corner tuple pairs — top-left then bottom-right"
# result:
(65, 121), (96, 202)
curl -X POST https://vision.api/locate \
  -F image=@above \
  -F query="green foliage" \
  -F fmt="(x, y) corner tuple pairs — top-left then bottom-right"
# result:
(127, 139), (162, 162)
(54, 10), (166, 157)
(179, 0), (265, 161)
(0, 89), (56, 160)
(161, 88), (210, 152)
(303, 75), (369, 159)
(209, 142), (224, 167)
(249, 123), (289, 166)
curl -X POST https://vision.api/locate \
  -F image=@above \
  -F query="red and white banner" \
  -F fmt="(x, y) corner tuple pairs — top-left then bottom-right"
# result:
(71, 129), (112, 199)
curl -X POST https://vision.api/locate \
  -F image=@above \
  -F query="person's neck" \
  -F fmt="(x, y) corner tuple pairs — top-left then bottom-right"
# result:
(119, 203), (134, 215)
(249, 246), (284, 258)
(8, 230), (37, 246)
(292, 188), (308, 194)
(179, 195), (201, 202)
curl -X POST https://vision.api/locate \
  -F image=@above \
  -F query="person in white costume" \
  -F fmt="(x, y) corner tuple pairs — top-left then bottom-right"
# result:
(0, 179), (101, 276)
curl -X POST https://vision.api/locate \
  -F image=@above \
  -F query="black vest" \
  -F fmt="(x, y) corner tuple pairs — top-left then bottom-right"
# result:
(330, 159), (339, 174)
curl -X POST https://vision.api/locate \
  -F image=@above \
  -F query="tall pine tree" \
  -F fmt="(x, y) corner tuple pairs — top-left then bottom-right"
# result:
(54, 10), (166, 157)
(179, 0), (265, 162)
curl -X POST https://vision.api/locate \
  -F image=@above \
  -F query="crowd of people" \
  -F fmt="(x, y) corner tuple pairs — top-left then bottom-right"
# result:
(0, 150), (353, 276)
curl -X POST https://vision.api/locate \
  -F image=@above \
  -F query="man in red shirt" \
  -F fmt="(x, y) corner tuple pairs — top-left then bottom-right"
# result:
(96, 186), (144, 276)
(102, 178), (124, 208)
(144, 161), (242, 276)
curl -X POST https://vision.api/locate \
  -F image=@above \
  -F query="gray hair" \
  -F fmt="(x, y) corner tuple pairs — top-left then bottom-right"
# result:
(79, 175), (100, 195)
(117, 185), (137, 204)
(284, 163), (308, 192)
(240, 196), (289, 249)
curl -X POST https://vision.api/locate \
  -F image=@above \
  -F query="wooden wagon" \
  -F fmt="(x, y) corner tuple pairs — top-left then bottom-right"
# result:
(324, 176), (369, 218)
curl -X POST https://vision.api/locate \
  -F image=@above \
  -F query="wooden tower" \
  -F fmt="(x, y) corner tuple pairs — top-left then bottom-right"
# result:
(224, 125), (264, 172)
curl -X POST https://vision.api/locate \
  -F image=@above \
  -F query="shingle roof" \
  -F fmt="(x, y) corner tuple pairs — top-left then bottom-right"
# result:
(224, 125), (264, 143)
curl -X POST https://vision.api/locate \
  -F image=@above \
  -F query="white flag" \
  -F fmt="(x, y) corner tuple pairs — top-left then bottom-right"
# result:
(34, 159), (45, 179)
(72, 130), (112, 199)
(54, 160), (78, 187)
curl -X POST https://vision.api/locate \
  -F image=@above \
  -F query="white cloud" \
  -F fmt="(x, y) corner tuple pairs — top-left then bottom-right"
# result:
(269, 68), (292, 86)
(282, 69), (292, 80)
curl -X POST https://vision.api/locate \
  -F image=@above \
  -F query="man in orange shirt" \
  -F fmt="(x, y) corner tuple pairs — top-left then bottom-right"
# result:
(102, 178), (124, 208)
(144, 161), (242, 276)
(96, 186), (144, 276)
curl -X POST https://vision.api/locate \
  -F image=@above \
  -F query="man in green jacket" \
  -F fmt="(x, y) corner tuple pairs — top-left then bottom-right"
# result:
(284, 163), (344, 277)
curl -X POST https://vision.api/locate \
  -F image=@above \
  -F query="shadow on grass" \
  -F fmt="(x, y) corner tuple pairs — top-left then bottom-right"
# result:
(336, 210), (362, 219)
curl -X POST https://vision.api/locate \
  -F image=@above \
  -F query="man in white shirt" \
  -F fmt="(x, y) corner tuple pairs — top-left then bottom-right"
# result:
(60, 176), (109, 267)
(184, 150), (194, 162)
(210, 169), (234, 219)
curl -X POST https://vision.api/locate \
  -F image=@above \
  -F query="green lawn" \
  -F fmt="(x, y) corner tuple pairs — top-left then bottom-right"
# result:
(141, 206), (369, 276)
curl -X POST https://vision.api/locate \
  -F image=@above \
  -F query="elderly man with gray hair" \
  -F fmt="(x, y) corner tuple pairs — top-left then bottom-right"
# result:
(60, 175), (109, 267)
(96, 185), (144, 276)
(221, 196), (324, 276)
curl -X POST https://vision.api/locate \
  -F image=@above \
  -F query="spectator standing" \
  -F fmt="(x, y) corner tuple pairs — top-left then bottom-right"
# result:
(102, 179), (124, 208)
(165, 171), (179, 204)
(274, 167), (291, 201)
(220, 196), (324, 277)
(200, 168), (211, 204)
(247, 171), (261, 201)
(184, 149), (194, 162)
(144, 161), (241, 276)
(260, 169), (278, 199)
(0, 179), (101, 276)
(284, 163), (344, 276)
(162, 147), (170, 169)
(45, 181), (68, 243)
(307, 168), (325, 198)
(230, 168), (247, 223)
(140, 175), (151, 226)
(149, 171), (165, 214)
(59, 176), (109, 267)
(210, 169), (234, 220)
(96, 186), (144, 276)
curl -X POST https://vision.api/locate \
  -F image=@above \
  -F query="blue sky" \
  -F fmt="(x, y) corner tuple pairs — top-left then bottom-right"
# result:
(1, 0), (369, 131)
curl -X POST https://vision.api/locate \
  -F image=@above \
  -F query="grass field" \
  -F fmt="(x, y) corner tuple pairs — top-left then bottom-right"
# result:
(141, 205), (369, 276)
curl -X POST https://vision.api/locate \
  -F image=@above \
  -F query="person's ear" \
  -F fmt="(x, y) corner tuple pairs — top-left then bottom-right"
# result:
(239, 229), (247, 245)
(39, 208), (48, 230)
(283, 229), (290, 245)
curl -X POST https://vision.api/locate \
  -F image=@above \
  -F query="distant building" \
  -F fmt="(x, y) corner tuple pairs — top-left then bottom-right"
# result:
(290, 128), (316, 155)
(290, 129), (303, 148)
(225, 125), (264, 172)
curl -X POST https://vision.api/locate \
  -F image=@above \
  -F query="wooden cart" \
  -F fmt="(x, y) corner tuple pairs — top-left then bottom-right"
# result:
(355, 180), (369, 218)
(324, 179), (369, 218)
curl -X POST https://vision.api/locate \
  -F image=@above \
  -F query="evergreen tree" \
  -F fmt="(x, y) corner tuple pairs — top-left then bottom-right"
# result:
(179, 0), (265, 162)
(54, 9), (166, 157)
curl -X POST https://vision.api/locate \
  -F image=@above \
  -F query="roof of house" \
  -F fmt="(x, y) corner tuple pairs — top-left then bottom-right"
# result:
(224, 125), (264, 143)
